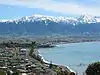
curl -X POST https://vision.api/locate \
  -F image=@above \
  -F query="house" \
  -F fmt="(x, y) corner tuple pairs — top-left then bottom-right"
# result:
(19, 49), (27, 58)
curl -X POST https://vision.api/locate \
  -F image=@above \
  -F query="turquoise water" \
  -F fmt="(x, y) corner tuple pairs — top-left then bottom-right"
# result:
(39, 42), (100, 75)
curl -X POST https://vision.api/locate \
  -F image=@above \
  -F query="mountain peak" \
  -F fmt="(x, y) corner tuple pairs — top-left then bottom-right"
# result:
(1, 14), (100, 25)
(0, 14), (100, 35)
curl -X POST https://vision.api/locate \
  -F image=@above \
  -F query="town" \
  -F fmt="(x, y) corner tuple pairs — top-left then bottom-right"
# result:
(0, 41), (75, 75)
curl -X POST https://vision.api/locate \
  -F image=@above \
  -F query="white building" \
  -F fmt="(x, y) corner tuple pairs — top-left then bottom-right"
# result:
(19, 49), (27, 58)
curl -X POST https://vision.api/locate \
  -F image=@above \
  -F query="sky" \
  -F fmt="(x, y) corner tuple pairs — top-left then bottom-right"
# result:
(0, 0), (100, 19)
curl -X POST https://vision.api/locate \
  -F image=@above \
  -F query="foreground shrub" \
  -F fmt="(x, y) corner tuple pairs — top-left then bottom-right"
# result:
(86, 62), (100, 75)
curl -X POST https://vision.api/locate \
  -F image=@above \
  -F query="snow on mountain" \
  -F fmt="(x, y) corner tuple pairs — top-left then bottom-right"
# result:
(1, 14), (100, 35)
(1, 14), (100, 25)
(77, 15), (100, 23)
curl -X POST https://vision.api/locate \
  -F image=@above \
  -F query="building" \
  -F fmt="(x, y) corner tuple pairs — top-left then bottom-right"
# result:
(19, 49), (27, 58)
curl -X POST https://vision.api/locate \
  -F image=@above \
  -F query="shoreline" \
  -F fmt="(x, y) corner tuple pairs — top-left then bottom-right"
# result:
(37, 49), (77, 74)
(55, 41), (100, 46)
(41, 38), (100, 47)
(38, 41), (100, 50)
(37, 41), (100, 75)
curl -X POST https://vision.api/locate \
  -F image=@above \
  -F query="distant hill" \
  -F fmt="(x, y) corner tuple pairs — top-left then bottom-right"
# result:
(0, 14), (100, 35)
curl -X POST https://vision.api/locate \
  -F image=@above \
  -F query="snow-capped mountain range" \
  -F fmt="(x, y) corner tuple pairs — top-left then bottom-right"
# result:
(1, 14), (100, 25)
(0, 14), (100, 35)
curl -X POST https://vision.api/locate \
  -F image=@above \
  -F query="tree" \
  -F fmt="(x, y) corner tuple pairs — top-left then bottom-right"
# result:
(29, 41), (37, 56)
(7, 71), (11, 75)
(31, 41), (36, 49)
(86, 62), (100, 75)
(49, 61), (53, 69)
(12, 67), (19, 75)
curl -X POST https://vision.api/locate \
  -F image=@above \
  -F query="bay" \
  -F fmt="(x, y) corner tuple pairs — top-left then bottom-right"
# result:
(39, 42), (100, 75)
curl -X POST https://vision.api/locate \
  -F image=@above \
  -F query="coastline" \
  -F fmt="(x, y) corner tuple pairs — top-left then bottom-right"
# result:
(55, 41), (100, 46)
(37, 49), (77, 74)
(37, 41), (100, 75)
(38, 40), (100, 49)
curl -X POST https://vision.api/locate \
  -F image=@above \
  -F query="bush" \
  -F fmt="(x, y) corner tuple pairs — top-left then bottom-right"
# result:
(86, 62), (100, 75)
(0, 71), (6, 75)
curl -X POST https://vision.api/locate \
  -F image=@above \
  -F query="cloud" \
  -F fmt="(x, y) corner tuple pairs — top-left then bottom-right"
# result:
(0, 0), (100, 16)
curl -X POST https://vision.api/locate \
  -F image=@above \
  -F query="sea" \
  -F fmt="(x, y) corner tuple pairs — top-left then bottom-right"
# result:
(38, 42), (100, 75)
